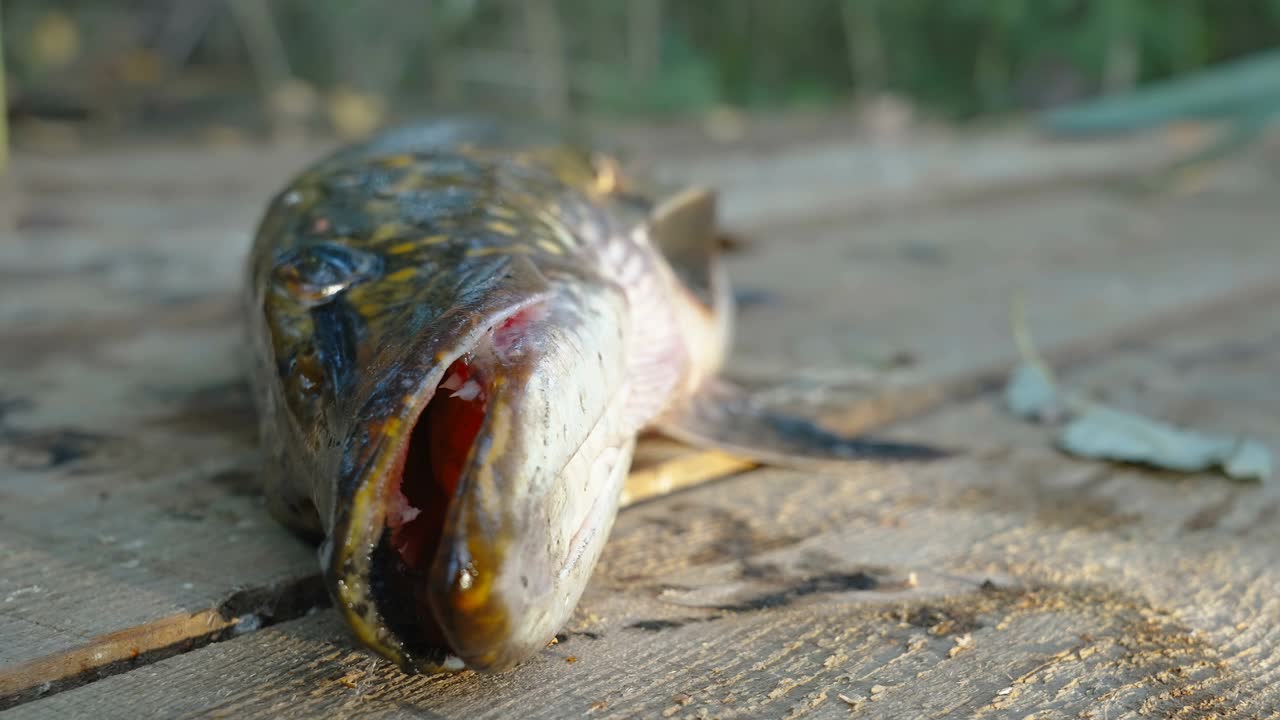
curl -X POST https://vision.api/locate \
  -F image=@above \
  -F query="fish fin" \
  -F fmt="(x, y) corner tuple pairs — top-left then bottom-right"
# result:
(655, 378), (952, 467)
(649, 186), (727, 312)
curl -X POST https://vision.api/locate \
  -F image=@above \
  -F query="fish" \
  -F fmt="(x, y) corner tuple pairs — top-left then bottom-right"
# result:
(245, 118), (947, 674)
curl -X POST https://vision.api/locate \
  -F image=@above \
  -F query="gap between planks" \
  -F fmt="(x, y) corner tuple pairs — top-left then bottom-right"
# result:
(3, 275), (1278, 711)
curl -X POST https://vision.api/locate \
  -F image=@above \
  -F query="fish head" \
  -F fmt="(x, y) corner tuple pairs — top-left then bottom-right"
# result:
(319, 259), (635, 673)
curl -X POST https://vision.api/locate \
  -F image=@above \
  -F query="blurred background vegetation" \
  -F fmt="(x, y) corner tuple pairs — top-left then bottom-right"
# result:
(3, 0), (1280, 143)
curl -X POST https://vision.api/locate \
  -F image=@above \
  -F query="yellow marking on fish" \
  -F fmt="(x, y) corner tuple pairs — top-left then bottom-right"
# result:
(536, 239), (564, 255)
(593, 154), (621, 194)
(387, 241), (419, 254)
(486, 220), (518, 236)
(386, 267), (418, 283)
(386, 173), (429, 195)
(370, 224), (405, 243)
(380, 154), (415, 168)
(335, 413), (408, 662)
(540, 211), (577, 248)
(489, 205), (517, 220)
(466, 244), (534, 257)
(422, 234), (449, 245)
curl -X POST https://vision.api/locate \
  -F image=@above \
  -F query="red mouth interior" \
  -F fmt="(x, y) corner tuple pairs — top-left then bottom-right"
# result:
(377, 357), (489, 650)
(387, 358), (488, 572)
(386, 306), (540, 569)
(375, 307), (541, 654)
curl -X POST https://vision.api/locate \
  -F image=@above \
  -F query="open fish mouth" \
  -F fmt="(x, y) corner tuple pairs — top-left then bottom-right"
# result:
(324, 285), (632, 673)
(356, 303), (545, 669)
(368, 354), (493, 664)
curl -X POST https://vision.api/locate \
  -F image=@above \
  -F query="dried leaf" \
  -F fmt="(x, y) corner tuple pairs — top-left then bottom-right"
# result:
(1055, 405), (1272, 482)
(1222, 438), (1274, 481)
(1003, 362), (1064, 423)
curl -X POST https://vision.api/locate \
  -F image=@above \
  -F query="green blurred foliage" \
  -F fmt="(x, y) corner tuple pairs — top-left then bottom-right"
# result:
(3, 0), (1280, 122)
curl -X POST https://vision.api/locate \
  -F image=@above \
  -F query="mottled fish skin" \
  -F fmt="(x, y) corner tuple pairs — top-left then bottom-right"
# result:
(247, 119), (949, 676)
(246, 120), (723, 673)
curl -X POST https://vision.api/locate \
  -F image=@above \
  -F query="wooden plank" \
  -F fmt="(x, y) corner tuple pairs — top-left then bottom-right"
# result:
(14, 287), (1280, 719)
(651, 126), (1205, 229)
(1, 128), (1275, 706)
(724, 172), (1280, 384)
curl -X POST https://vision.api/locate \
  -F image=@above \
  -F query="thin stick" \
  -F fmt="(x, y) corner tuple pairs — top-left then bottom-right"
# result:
(1011, 291), (1055, 385)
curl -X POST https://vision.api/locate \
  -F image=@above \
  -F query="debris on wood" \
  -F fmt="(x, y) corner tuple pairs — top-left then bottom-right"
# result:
(948, 633), (974, 658)
(1003, 299), (1273, 482)
(1057, 405), (1272, 481)
(836, 692), (865, 708)
(1003, 295), (1067, 424)
(1003, 363), (1063, 423)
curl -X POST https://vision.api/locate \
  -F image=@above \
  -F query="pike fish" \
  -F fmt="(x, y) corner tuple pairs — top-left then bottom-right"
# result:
(246, 119), (944, 674)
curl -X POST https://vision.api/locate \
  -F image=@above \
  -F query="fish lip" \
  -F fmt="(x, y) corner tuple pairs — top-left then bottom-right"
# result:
(323, 296), (548, 673)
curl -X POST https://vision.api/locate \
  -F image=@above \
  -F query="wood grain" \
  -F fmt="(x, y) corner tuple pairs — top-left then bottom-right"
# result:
(1, 123), (1276, 712)
(13, 286), (1280, 719)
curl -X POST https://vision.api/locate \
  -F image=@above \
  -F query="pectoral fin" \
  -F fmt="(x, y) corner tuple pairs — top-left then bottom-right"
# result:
(649, 186), (728, 313)
(655, 379), (951, 466)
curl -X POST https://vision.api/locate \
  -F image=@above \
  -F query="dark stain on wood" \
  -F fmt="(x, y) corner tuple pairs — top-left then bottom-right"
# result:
(626, 617), (719, 632)
(900, 604), (984, 637)
(712, 571), (880, 613)
(0, 427), (112, 469)
(552, 631), (602, 644)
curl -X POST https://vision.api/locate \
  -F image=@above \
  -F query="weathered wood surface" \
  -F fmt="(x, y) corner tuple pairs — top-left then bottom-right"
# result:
(13, 260), (1280, 720)
(1, 120), (1277, 716)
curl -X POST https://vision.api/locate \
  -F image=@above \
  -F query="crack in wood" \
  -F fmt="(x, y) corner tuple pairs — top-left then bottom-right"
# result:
(0, 575), (328, 710)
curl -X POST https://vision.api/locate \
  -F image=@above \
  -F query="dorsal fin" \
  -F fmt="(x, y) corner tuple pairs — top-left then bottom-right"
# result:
(650, 186), (722, 309)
